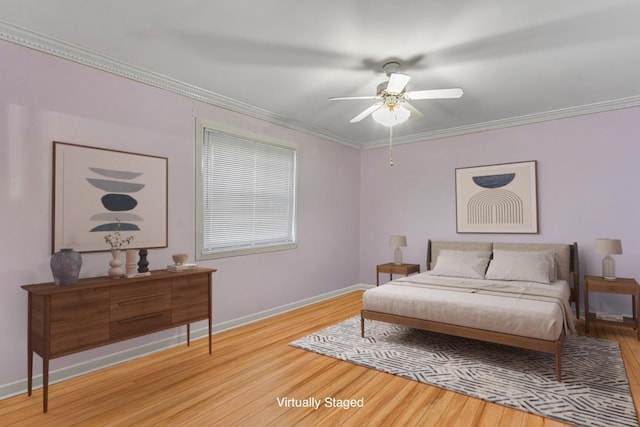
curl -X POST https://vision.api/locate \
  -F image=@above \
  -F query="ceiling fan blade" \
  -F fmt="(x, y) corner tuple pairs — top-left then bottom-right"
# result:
(402, 102), (424, 119)
(386, 73), (411, 94)
(350, 102), (383, 123)
(329, 95), (380, 101)
(405, 88), (464, 100)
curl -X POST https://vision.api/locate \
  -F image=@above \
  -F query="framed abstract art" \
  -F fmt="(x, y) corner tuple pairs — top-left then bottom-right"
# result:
(455, 160), (538, 234)
(52, 141), (168, 252)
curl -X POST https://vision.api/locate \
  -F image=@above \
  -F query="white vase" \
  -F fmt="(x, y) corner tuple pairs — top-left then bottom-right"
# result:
(109, 249), (123, 279)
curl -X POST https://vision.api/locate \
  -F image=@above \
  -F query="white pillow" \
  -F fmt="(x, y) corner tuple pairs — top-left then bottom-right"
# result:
(485, 252), (553, 284)
(431, 255), (490, 279)
(491, 249), (558, 281)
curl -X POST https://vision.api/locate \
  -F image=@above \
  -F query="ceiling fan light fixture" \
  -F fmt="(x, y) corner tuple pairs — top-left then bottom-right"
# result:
(372, 104), (411, 127)
(331, 62), (462, 125)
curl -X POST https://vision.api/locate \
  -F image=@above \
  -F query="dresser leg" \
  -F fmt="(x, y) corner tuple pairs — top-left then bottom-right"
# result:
(187, 324), (191, 346)
(208, 278), (213, 355)
(43, 358), (49, 413)
(27, 293), (33, 397)
(27, 351), (32, 396)
(208, 318), (212, 355)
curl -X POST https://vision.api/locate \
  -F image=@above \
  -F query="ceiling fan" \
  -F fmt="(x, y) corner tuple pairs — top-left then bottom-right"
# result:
(329, 61), (463, 126)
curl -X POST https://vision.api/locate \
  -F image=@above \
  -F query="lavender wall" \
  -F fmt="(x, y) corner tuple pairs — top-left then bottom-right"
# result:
(2, 34), (638, 395)
(0, 40), (360, 387)
(360, 107), (640, 316)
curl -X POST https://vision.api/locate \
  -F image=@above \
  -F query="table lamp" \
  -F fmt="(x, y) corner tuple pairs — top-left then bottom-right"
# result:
(389, 235), (407, 265)
(595, 238), (622, 280)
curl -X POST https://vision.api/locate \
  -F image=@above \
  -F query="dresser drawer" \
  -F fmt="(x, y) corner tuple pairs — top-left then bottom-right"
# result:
(110, 310), (172, 340)
(110, 281), (171, 322)
(110, 281), (171, 340)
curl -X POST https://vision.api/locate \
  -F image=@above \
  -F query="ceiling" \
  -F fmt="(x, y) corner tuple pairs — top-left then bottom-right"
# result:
(2, 0), (640, 149)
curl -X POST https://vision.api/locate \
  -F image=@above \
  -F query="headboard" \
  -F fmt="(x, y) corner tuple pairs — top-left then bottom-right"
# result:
(426, 240), (580, 317)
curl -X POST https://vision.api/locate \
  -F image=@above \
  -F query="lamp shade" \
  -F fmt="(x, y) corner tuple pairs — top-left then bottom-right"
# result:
(372, 105), (410, 127)
(595, 238), (622, 255)
(389, 235), (407, 248)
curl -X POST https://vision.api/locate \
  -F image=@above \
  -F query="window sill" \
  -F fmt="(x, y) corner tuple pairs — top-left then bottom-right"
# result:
(196, 242), (297, 260)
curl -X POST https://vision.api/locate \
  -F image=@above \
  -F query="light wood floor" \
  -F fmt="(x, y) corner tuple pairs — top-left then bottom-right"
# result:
(1, 290), (639, 426)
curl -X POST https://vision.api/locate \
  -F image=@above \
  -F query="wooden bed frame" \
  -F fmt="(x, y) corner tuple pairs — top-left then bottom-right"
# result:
(361, 240), (580, 381)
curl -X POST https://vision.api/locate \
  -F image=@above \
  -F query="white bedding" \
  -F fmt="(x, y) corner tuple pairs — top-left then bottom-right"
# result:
(363, 271), (576, 341)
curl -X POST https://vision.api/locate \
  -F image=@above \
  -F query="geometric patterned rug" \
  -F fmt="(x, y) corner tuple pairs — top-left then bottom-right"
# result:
(290, 317), (639, 427)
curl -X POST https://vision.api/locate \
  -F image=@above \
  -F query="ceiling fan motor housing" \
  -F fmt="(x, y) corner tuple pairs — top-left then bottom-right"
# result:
(377, 81), (390, 96)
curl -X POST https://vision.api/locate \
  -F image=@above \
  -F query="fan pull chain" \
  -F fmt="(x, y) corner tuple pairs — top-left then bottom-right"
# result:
(389, 126), (394, 166)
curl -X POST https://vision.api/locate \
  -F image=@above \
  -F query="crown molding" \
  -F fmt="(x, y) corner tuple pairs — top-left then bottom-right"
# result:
(0, 20), (359, 149)
(2, 19), (639, 151)
(362, 95), (640, 149)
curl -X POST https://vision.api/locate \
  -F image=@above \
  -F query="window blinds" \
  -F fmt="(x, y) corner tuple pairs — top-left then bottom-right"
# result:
(201, 128), (297, 255)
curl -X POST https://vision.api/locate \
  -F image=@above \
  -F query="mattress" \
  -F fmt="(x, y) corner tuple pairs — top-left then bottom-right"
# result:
(363, 271), (576, 341)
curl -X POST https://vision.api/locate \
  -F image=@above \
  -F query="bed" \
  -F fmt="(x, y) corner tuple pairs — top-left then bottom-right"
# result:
(361, 240), (580, 381)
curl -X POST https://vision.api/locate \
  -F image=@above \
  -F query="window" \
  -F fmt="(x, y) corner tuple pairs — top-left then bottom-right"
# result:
(196, 121), (297, 259)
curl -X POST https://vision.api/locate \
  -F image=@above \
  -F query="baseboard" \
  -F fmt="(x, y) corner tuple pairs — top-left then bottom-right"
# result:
(0, 283), (372, 400)
(211, 283), (371, 333)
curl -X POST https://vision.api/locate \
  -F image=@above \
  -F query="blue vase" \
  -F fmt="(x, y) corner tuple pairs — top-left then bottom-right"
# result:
(50, 248), (82, 285)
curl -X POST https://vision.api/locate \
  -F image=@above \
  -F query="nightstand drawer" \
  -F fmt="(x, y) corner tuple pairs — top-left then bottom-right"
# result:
(586, 279), (637, 294)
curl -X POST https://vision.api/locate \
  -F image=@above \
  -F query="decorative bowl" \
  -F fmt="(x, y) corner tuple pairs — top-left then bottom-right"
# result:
(172, 253), (188, 265)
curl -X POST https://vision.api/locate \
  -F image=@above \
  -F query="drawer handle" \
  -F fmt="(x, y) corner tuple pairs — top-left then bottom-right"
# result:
(118, 312), (165, 324)
(118, 294), (167, 306)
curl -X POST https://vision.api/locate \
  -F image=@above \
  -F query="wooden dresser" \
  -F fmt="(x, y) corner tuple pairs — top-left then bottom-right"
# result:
(21, 268), (215, 412)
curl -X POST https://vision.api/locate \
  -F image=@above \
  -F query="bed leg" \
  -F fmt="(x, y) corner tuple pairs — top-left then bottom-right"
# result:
(555, 350), (562, 382)
(360, 313), (365, 338)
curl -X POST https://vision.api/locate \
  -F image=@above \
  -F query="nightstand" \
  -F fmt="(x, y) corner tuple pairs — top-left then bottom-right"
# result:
(376, 263), (420, 286)
(584, 275), (639, 340)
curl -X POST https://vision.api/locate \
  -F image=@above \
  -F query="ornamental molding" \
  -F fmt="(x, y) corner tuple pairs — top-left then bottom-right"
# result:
(2, 20), (639, 150)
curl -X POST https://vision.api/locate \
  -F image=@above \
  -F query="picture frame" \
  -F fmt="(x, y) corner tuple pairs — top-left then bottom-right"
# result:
(455, 160), (538, 234)
(53, 141), (168, 253)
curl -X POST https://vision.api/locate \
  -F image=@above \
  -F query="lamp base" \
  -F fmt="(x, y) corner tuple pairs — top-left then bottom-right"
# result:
(602, 255), (616, 281)
(393, 247), (403, 265)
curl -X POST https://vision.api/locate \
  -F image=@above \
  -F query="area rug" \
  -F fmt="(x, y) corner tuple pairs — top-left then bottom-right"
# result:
(290, 317), (638, 427)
